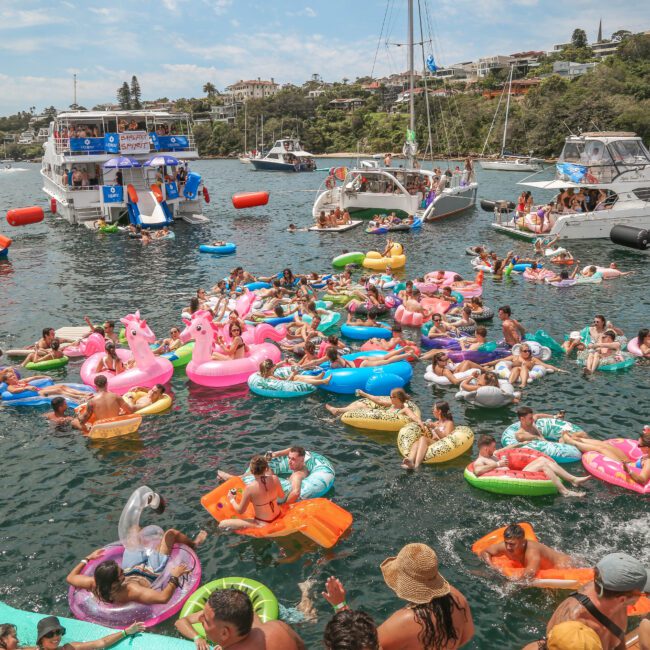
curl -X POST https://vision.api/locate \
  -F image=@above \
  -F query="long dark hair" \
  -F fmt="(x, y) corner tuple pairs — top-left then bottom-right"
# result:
(411, 592), (467, 649)
(93, 560), (121, 603)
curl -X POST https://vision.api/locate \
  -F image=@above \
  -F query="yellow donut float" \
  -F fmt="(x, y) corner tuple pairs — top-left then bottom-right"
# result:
(128, 390), (173, 415)
(397, 423), (475, 464)
(341, 398), (421, 432)
(362, 243), (406, 271)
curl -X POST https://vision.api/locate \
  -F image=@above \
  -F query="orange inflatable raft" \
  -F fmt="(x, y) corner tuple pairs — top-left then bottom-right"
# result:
(472, 522), (650, 616)
(75, 404), (142, 440)
(201, 477), (352, 548)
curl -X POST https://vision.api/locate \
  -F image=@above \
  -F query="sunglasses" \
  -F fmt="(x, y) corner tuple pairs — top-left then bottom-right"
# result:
(43, 628), (65, 639)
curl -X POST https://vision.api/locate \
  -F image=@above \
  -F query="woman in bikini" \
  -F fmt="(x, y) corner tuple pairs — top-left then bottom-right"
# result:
(212, 323), (247, 360)
(583, 330), (623, 374)
(484, 343), (565, 387)
(219, 455), (285, 529)
(401, 401), (456, 470)
(95, 341), (125, 375)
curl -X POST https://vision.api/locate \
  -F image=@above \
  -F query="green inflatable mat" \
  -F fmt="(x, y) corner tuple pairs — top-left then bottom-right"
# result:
(0, 601), (194, 649)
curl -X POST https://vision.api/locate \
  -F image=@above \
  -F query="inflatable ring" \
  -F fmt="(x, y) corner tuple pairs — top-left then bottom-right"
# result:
(495, 360), (548, 384)
(68, 543), (201, 628)
(247, 366), (317, 398)
(199, 243), (236, 255)
(471, 307), (494, 322)
(180, 577), (279, 639)
(243, 450), (335, 500)
(397, 423), (474, 464)
(323, 293), (353, 305)
(582, 438), (650, 494)
(455, 379), (517, 408)
(501, 418), (582, 463)
(341, 398), (421, 432)
(24, 356), (69, 371)
(332, 252), (365, 268)
(464, 448), (558, 496)
(127, 391), (173, 416)
(341, 323), (391, 341)
(576, 350), (636, 372)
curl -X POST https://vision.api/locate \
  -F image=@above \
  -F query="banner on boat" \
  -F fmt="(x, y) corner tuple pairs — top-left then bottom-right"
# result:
(101, 185), (124, 204)
(556, 162), (587, 183)
(69, 137), (105, 153)
(150, 134), (189, 151)
(104, 133), (120, 154)
(165, 182), (179, 199)
(119, 131), (150, 155)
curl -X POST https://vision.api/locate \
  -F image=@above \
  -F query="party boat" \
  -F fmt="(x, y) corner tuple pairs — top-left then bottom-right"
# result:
(491, 131), (650, 240)
(40, 110), (209, 227)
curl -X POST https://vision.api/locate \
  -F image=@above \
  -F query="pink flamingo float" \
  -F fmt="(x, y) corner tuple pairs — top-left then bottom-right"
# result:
(63, 332), (106, 358)
(180, 310), (283, 388)
(81, 311), (173, 394)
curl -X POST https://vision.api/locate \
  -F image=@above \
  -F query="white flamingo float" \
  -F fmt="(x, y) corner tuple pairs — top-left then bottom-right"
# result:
(81, 311), (173, 394)
(180, 310), (284, 388)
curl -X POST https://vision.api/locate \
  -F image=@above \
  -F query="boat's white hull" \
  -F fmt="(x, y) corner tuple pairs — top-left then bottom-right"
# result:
(492, 208), (650, 241)
(479, 159), (541, 172)
(423, 183), (477, 221)
(239, 156), (251, 164)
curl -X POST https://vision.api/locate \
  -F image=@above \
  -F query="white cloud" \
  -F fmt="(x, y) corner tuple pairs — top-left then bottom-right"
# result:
(0, 9), (67, 29)
(230, 18), (240, 27)
(287, 7), (317, 18)
(203, 0), (232, 15)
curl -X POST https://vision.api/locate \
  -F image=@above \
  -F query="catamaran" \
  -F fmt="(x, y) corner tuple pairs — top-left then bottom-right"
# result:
(478, 66), (544, 172)
(40, 110), (208, 227)
(311, 0), (477, 222)
(491, 131), (650, 240)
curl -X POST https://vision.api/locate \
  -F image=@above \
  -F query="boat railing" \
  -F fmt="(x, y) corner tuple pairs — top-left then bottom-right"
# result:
(53, 133), (196, 156)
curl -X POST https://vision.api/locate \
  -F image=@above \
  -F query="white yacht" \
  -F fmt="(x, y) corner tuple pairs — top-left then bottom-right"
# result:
(249, 137), (315, 172)
(311, 0), (477, 222)
(40, 110), (208, 227)
(491, 131), (650, 240)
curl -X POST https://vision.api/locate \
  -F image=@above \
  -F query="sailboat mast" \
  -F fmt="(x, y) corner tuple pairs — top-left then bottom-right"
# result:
(243, 102), (247, 153)
(501, 65), (513, 158)
(408, 0), (415, 135)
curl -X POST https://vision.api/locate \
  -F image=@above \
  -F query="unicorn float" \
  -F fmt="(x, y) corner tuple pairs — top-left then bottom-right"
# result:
(81, 311), (173, 394)
(180, 310), (283, 388)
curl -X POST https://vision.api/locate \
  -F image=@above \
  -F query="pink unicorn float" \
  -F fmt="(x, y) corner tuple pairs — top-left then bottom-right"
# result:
(81, 311), (173, 394)
(180, 310), (283, 388)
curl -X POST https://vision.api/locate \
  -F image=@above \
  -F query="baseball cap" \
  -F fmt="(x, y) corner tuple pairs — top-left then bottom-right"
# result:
(596, 553), (650, 592)
(547, 621), (602, 650)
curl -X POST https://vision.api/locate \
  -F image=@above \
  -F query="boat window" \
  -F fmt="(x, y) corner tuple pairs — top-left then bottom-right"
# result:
(632, 188), (650, 202)
(581, 140), (611, 164)
(559, 141), (584, 163)
(609, 140), (650, 164)
(267, 153), (279, 159)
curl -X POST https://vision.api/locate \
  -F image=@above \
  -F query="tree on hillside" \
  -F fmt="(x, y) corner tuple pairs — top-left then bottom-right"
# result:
(611, 29), (632, 42)
(571, 28), (588, 49)
(203, 82), (217, 98)
(117, 82), (131, 110)
(130, 76), (142, 109)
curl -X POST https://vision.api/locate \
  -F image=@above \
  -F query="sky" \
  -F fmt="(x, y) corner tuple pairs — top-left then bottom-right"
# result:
(0, 0), (648, 115)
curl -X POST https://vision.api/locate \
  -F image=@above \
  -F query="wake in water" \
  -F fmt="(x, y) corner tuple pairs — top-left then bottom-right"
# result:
(0, 168), (29, 173)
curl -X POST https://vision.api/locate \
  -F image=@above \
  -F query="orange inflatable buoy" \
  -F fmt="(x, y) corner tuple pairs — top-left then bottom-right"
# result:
(126, 184), (139, 204)
(232, 191), (269, 209)
(50, 198), (57, 215)
(0, 234), (12, 249)
(201, 477), (353, 548)
(150, 184), (164, 203)
(202, 186), (210, 203)
(6, 206), (44, 227)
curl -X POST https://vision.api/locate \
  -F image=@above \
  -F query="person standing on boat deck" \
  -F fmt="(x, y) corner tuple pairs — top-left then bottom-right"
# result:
(115, 170), (123, 186)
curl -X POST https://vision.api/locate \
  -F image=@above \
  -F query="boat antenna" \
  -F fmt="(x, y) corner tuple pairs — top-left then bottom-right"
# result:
(417, 0), (434, 169)
(589, 120), (602, 132)
(500, 65), (514, 158)
(561, 120), (577, 136)
(73, 73), (77, 108)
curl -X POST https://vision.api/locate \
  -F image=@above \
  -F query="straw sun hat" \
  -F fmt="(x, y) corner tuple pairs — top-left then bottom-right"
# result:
(380, 543), (450, 604)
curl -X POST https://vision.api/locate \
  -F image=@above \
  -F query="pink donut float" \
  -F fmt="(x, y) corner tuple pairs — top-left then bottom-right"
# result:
(627, 337), (644, 358)
(64, 332), (107, 358)
(421, 297), (452, 314)
(394, 304), (428, 327)
(581, 265), (625, 280)
(452, 283), (483, 299)
(523, 268), (555, 282)
(582, 438), (649, 494)
(424, 270), (457, 286)
(80, 312), (173, 394)
(180, 310), (283, 387)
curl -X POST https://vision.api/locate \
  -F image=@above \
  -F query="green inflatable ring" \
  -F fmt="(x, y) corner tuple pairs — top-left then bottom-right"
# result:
(179, 577), (279, 638)
(332, 251), (365, 268)
(25, 356), (69, 371)
(99, 224), (119, 233)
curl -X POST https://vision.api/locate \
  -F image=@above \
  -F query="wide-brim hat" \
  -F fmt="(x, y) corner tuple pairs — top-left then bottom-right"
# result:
(37, 616), (65, 643)
(380, 543), (450, 604)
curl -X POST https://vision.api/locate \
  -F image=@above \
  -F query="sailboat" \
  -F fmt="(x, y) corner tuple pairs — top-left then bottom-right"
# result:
(478, 66), (543, 172)
(238, 103), (254, 164)
(312, 0), (477, 221)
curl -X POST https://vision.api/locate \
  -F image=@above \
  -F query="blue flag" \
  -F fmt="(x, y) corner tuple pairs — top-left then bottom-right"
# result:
(426, 55), (438, 73)
(556, 162), (587, 183)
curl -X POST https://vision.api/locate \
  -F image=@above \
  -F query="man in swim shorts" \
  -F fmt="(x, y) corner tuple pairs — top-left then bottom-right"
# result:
(538, 553), (650, 650)
(479, 523), (575, 581)
(498, 305), (526, 347)
(512, 407), (584, 443)
(123, 384), (166, 411)
(177, 588), (305, 649)
(78, 375), (133, 431)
